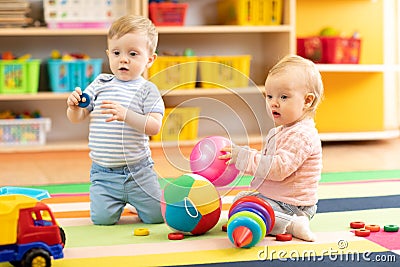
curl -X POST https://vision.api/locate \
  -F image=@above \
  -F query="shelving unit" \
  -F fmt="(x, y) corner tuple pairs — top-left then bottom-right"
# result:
(0, 86), (266, 100)
(316, 64), (400, 141)
(1, 0), (399, 154)
(0, 0), (296, 152)
(0, 28), (108, 36)
(316, 64), (395, 73)
(297, 0), (400, 141)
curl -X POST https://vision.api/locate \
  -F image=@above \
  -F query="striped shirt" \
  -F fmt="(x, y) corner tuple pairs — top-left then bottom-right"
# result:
(235, 118), (322, 206)
(84, 74), (164, 167)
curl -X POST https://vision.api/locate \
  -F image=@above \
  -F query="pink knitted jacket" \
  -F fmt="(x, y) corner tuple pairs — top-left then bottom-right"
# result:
(235, 118), (322, 206)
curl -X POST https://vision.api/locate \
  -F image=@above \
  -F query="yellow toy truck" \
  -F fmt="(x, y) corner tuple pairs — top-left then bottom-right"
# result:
(0, 194), (65, 267)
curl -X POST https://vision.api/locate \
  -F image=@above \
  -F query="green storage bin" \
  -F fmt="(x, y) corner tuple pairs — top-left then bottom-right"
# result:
(0, 60), (40, 94)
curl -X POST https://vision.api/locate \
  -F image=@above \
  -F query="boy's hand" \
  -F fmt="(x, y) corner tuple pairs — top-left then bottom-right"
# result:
(220, 145), (239, 165)
(67, 87), (83, 111)
(100, 100), (127, 122)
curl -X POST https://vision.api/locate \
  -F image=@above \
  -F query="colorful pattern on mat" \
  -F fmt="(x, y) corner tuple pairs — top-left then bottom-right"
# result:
(1, 170), (399, 267)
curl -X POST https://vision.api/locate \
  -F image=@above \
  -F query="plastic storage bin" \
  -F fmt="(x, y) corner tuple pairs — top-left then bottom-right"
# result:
(297, 37), (361, 64)
(198, 55), (252, 88)
(43, 0), (126, 29)
(148, 56), (197, 90)
(217, 0), (283, 25)
(47, 59), (102, 92)
(149, 2), (188, 26)
(0, 118), (51, 146)
(152, 107), (200, 142)
(0, 60), (40, 94)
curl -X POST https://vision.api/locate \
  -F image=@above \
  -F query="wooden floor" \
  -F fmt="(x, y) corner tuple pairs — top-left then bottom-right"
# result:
(2, 138), (400, 186)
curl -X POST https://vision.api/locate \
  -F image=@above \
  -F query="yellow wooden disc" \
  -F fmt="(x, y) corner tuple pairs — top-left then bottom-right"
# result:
(134, 228), (150, 236)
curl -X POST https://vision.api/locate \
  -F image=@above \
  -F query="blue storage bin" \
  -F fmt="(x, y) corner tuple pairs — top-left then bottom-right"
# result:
(48, 58), (102, 92)
(80, 59), (103, 88)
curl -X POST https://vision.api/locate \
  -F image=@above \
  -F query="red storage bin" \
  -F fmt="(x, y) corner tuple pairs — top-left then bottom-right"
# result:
(149, 2), (188, 26)
(297, 37), (361, 64)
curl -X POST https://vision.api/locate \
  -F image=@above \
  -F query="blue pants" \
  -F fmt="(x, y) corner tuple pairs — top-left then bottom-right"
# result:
(89, 158), (163, 225)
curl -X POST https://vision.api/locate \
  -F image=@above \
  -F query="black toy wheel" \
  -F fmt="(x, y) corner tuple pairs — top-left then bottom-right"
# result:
(21, 248), (51, 267)
(59, 226), (66, 246)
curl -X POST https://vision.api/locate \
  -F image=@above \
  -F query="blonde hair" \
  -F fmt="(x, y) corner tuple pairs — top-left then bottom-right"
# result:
(269, 54), (324, 116)
(108, 15), (158, 54)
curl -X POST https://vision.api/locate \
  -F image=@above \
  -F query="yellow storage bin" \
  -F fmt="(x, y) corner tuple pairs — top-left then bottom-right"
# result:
(152, 107), (200, 141)
(217, 0), (283, 25)
(198, 55), (252, 88)
(148, 56), (197, 90)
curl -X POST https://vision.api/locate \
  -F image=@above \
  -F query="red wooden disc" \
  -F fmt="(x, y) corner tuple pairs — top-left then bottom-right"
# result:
(350, 221), (365, 229)
(168, 232), (184, 240)
(276, 233), (292, 241)
(355, 229), (370, 237)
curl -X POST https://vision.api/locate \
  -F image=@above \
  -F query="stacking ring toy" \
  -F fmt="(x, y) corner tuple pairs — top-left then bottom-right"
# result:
(227, 216), (262, 248)
(355, 229), (370, 237)
(134, 228), (149, 236)
(78, 92), (90, 108)
(227, 196), (275, 248)
(229, 202), (272, 233)
(365, 224), (380, 232)
(384, 225), (399, 232)
(350, 221), (365, 229)
(229, 211), (266, 238)
(231, 196), (275, 229)
(229, 206), (268, 228)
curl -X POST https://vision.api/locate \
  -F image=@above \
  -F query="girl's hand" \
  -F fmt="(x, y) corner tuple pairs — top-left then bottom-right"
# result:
(100, 100), (127, 122)
(220, 145), (239, 165)
(66, 87), (83, 110)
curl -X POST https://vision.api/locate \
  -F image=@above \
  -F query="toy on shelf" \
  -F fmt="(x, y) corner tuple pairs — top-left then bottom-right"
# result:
(0, 110), (51, 146)
(47, 50), (102, 93)
(0, 110), (42, 119)
(161, 173), (222, 236)
(50, 49), (61, 60)
(227, 196), (275, 248)
(0, 194), (65, 267)
(0, 52), (40, 94)
(1, 51), (14, 60)
(0, 113), (51, 146)
(190, 136), (240, 187)
(1, 51), (32, 61)
(149, 1), (188, 26)
(50, 50), (90, 61)
(297, 27), (361, 64)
